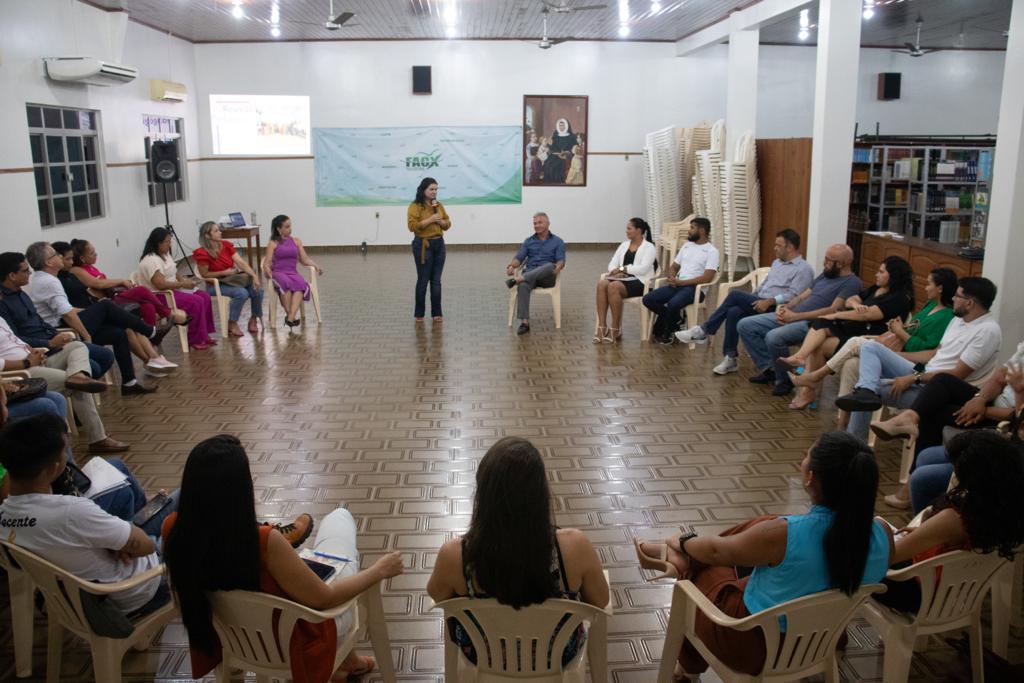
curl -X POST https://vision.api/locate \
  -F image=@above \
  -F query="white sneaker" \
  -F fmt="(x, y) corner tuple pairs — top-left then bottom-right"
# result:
(713, 356), (739, 375)
(675, 326), (708, 344)
(146, 356), (179, 370)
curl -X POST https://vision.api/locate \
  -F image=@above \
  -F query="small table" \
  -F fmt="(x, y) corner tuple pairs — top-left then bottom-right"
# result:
(221, 225), (262, 274)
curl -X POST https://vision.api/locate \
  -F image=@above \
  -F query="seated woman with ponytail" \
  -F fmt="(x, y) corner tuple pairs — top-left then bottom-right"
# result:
(594, 217), (657, 343)
(635, 432), (892, 679)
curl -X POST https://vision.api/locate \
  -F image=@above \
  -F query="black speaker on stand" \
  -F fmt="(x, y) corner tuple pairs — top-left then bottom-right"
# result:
(149, 140), (194, 275)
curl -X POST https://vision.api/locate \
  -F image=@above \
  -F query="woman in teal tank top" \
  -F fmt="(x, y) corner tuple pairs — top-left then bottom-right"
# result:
(635, 432), (892, 678)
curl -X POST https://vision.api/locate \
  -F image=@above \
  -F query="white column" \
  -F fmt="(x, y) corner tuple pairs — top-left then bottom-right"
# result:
(725, 23), (760, 160)
(983, 0), (1024, 355)
(805, 0), (863, 265)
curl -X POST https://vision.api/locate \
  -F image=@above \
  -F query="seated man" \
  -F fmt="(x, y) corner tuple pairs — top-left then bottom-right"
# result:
(0, 414), (176, 619)
(837, 277), (1002, 442)
(676, 228), (814, 374)
(736, 244), (860, 396)
(505, 212), (566, 335)
(24, 242), (167, 395)
(0, 252), (114, 381)
(642, 217), (719, 344)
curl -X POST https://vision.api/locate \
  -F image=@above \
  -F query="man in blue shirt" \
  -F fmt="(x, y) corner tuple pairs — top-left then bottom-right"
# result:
(505, 213), (566, 335)
(736, 244), (861, 396)
(675, 229), (814, 375)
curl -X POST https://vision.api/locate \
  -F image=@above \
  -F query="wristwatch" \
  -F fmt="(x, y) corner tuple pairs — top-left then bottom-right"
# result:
(913, 370), (923, 385)
(678, 531), (698, 557)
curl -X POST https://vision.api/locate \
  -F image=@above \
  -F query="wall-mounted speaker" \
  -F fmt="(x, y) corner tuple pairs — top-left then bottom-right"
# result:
(877, 72), (901, 101)
(412, 65), (432, 95)
(150, 140), (180, 183)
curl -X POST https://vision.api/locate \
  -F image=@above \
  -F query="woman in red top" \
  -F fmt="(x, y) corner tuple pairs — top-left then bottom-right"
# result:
(193, 221), (264, 336)
(164, 435), (403, 682)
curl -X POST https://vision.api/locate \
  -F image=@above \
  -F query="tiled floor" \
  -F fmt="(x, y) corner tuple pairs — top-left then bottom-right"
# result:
(0, 247), (1020, 682)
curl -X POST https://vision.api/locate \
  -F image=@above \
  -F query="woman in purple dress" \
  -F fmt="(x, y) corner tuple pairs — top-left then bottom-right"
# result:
(261, 215), (323, 327)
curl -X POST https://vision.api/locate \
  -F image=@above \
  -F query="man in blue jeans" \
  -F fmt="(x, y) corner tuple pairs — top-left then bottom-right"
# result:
(675, 229), (814, 374)
(735, 244), (860, 395)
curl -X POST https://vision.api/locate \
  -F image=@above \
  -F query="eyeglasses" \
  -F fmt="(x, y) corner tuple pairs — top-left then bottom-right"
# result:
(952, 293), (973, 302)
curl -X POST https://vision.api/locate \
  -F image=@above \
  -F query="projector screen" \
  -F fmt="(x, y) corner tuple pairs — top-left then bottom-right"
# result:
(209, 94), (310, 155)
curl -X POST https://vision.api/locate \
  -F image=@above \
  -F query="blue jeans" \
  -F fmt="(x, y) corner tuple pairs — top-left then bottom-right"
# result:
(736, 313), (809, 373)
(210, 283), (264, 321)
(5, 390), (67, 422)
(412, 237), (446, 318)
(643, 284), (698, 334)
(909, 446), (953, 514)
(845, 340), (922, 440)
(84, 342), (114, 378)
(701, 290), (762, 357)
(94, 458), (180, 538)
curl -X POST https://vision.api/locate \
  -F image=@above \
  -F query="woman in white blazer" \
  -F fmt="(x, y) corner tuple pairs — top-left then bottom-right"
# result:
(595, 218), (658, 342)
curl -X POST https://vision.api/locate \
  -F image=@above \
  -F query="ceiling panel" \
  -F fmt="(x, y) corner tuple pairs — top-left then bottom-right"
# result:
(82, 0), (1011, 48)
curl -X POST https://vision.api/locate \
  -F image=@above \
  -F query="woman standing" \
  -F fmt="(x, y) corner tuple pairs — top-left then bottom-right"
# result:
(193, 222), (263, 337)
(594, 218), (657, 342)
(138, 228), (217, 350)
(406, 177), (451, 323)
(262, 215), (323, 328)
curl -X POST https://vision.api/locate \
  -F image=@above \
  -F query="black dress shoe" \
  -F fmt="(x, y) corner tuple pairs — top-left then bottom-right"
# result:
(121, 382), (156, 396)
(748, 368), (776, 384)
(836, 387), (883, 412)
(150, 322), (173, 347)
(517, 323), (530, 335)
(506, 278), (517, 289)
(657, 333), (675, 345)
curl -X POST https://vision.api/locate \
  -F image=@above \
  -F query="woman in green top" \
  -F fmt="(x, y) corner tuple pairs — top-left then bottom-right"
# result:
(407, 177), (451, 324)
(790, 268), (957, 410)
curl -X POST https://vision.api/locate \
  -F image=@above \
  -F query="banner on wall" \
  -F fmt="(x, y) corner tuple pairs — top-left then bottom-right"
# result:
(313, 126), (522, 206)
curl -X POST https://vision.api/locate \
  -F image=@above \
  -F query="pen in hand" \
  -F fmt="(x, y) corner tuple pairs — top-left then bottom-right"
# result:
(312, 550), (351, 563)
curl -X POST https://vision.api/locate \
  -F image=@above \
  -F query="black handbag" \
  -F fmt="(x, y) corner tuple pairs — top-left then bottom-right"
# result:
(4, 377), (47, 404)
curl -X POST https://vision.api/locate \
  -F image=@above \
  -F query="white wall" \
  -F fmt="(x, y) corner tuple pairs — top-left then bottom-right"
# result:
(0, 0), (202, 277)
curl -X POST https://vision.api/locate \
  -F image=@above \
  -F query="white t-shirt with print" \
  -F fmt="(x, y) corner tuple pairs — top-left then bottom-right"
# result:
(673, 241), (720, 281)
(924, 313), (1002, 384)
(0, 493), (160, 612)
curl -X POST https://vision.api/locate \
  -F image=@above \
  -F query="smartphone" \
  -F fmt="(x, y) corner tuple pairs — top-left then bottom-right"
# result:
(302, 557), (337, 582)
(133, 492), (171, 526)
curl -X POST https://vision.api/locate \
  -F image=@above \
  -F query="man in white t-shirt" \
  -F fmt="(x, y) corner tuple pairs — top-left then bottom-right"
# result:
(837, 277), (1002, 441)
(642, 217), (719, 344)
(0, 413), (171, 616)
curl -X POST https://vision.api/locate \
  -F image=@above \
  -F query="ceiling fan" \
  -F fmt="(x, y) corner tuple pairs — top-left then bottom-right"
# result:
(891, 17), (941, 57)
(532, 9), (568, 49)
(287, 0), (356, 31)
(541, 1), (609, 13)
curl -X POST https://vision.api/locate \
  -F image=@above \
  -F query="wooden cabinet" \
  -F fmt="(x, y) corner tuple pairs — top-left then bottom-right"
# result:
(859, 233), (983, 305)
(757, 138), (812, 266)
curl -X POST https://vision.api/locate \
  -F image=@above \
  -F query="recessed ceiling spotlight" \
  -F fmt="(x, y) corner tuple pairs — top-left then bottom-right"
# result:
(798, 29), (809, 41)
(651, 1), (662, 12)
(271, 26), (281, 38)
(446, 24), (457, 38)
(231, 3), (244, 20)
(863, 2), (875, 20)
(799, 9), (810, 29)
(618, 24), (631, 38)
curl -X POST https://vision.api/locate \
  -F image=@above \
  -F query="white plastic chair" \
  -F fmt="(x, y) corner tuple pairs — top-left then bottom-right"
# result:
(508, 268), (562, 330)
(0, 539), (35, 677)
(433, 596), (611, 682)
(593, 266), (659, 342)
(643, 273), (720, 344)
(208, 581), (394, 683)
(184, 258), (232, 339)
(263, 257), (323, 327)
(860, 549), (1013, 683)
(0, 539), (176, 683)
(657, 217), (694, 273)
(716, 267), (772, 307)
(658, 579), (885, 683)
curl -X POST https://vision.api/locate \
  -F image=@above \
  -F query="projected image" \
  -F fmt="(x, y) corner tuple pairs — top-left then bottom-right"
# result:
(209, 94), (310, 155)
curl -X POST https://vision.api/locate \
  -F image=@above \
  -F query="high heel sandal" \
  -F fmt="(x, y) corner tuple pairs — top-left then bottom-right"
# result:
(633, 538), (680, 581)
(788, 387), (819, 411)
(593, 326), (606, 344)
(603, 327), (621, 343)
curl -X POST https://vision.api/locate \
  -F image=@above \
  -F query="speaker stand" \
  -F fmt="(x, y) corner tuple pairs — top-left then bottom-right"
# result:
(158, 181), (196, 277)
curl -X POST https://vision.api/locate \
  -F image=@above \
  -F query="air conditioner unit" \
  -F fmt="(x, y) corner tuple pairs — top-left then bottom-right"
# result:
(43, 57), (138, 86)
(150, 79), (187, 103)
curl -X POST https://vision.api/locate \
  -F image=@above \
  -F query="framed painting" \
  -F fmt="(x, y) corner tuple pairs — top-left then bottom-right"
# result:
(523, 95), (588, 187)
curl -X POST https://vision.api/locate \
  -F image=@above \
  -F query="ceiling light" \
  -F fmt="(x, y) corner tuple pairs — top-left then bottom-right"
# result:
(619, 1), (629, 24)
(270, 3), (280, 25)
(799, 9), (810, 29)
(618, 24), (630, 38)
(446, 25), (457, 38)
(862, 2), (874, 20)
(798, 29), (809, 41)
(231, 3), (243, 20)
(271, 26), (281, 37)
(651, 1), (662, 12)
(444, 4), (457, 25)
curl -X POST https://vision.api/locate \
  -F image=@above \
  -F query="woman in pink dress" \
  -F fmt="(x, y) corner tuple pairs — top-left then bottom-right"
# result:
(262, 215), (323, 327)
(68, 239), (188, 328)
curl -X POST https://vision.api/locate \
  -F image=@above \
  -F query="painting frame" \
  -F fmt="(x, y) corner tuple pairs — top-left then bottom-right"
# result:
(522, 95), (588, 188)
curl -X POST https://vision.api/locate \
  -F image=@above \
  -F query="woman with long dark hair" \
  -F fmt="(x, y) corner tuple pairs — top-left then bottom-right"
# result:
(781, 255), (916, 409)
(594, 217), (657, 343)
(407, 177), (451, 323)
(163, 435), (403, 683)
(262, 215), (323, 327)
(635, 431), (891, 678)
(427, 437), (608, 665)
(137, 227), (217, 350)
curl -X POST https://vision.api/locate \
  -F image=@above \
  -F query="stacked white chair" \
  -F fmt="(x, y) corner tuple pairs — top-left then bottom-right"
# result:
(694, 119), (726, 257)
(642, 126), (684, 244)
(720, 130), (762, 281)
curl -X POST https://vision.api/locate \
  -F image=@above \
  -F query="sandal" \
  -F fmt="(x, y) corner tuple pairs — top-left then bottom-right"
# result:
(247, 317), (260, 334)
(788, 387), (818, 411)
(432, 316), (443, 324)
(633, 538), (680, 581)
(603, 327), (621, 343)
(593, 326), (606, 344)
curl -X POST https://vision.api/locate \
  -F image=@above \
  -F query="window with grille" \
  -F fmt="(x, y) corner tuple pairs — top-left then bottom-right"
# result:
(27, 104), (104, 227)
(144, 115), (186, 206)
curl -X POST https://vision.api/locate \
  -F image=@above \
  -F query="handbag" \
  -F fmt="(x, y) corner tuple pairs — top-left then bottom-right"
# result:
(3, 377), (47, 404)
(220, 272), (252, 288)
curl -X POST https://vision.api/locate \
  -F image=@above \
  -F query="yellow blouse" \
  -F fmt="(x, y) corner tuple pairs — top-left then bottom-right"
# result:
(407, 200), (451, 240)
